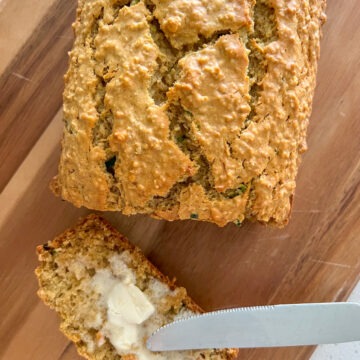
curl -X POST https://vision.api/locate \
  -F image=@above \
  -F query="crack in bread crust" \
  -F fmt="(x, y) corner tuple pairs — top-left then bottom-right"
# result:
(55, 0), (326, 227)
(147, 1), (278, 224)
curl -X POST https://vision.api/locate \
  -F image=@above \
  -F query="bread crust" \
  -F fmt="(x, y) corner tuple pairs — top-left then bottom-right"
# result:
(54, 0), (326, 227)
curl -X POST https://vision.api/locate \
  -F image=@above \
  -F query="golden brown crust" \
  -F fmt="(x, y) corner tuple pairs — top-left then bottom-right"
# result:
(152, 0), (253, 49)
(54, 0), (326, 227)
(37, 214), (179, 292)
(36, 214), (238, 359)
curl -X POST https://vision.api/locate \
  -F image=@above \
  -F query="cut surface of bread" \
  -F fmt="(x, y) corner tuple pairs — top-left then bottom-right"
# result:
(53, 0), (326, 226)
(35, 214), (238, 359)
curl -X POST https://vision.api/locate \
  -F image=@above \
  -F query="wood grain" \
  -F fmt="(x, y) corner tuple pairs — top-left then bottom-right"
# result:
(0, 0), (76, 192)
(0, 0), (58, 73)
(0, 0), (359, 359)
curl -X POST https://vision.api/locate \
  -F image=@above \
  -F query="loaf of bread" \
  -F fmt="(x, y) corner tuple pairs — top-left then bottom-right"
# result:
(35, 214), (237, 359)
(52, 0), (326, 227)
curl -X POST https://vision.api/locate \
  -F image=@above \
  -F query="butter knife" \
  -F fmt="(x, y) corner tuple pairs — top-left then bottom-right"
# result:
(147, 302), (360, 351)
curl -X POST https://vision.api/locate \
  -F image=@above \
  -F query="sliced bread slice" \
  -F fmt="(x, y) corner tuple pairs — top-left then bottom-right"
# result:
(35, 214), (238, 359)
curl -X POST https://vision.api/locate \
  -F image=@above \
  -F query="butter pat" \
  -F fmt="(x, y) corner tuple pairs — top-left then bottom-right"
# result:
(91, 265), (155, 353)
(108, 283), (155, 325)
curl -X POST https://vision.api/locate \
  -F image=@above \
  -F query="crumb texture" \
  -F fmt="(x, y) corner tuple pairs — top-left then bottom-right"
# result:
(35, 214), (237, 359)
(55, 0), (326, 226)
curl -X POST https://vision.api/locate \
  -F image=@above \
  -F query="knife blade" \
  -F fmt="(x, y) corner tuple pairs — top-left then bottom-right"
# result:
(147, 302), (360, 351)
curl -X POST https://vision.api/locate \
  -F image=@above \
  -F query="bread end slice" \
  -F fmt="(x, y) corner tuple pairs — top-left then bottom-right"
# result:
(35, 214), (238, 359)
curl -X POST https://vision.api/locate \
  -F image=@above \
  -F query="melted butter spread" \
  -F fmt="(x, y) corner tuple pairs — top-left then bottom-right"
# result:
(87, 254), (220, 360)
(91, 269), (155, 353)
(56, 0), (326, 226)
(152, 0), (253, 48)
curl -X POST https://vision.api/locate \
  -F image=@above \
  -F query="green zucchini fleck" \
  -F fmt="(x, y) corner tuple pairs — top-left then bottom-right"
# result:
(176, 135), (186, 143)
(224, 184), (248, 199)
(234, 219), (243, 227)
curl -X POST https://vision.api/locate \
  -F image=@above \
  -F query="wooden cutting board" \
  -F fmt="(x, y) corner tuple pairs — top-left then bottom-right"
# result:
(0, 0), (359, 359)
